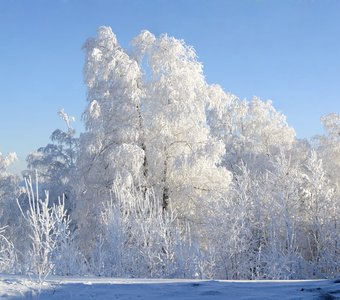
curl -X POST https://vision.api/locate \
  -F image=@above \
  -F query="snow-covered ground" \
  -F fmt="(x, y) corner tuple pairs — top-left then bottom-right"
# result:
(1, 275), (340, 299)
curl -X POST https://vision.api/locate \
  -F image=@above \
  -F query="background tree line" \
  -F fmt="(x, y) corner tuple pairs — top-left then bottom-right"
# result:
(0, 27), (339, 279)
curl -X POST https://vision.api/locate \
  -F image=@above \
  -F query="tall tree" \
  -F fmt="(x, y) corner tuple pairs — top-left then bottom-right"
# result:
(132, 31), (231, 223)
(74, 27), (145, 252)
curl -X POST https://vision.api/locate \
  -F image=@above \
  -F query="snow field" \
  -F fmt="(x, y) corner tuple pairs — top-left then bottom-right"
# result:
(1, 275), (340, 299)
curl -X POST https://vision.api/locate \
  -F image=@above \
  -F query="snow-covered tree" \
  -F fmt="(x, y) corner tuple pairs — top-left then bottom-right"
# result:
(132, 31), (231, 224)
(17, 175), (72, 278)
(299, 150), (340, 276)
(0, 150), (21, 241)
(0, 226), (16, 273)
(25, 109), (78, 206)
(74, 28), (232, 257)
(207, 85), (295, 172)
(205, 163), (260, 279)
(260, 151), (304, 279)
(74, 27), (145, 253)
(314, 113), (340, 191)
(0, 151), (19, 218)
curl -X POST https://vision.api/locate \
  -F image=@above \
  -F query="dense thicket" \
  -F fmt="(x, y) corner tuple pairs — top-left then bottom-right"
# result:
(0, 27), (339, 279)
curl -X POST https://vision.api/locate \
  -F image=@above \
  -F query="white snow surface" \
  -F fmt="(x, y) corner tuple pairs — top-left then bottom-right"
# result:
(0, 275), (339, 299)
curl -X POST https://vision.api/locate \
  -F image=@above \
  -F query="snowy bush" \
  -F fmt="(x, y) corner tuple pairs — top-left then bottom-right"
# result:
(0, 226), (16, 273)
(17, 175), (73, 278)
(87, 180), (199, 278)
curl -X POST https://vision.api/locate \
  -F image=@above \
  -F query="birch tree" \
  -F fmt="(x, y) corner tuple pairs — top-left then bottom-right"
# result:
(207, 85), (295, 172)
(74, 27), (145, 253)
(132, 31), (231, 225)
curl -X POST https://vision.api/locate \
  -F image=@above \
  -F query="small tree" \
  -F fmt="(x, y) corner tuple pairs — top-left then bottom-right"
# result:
(17, 174), (72, 278)
(0, 226), (16, 273)
(0, 151), (20, 220)
(0, 150), (21, 254)
(300, 150), (338, 276)
(25, 109), (78, 206)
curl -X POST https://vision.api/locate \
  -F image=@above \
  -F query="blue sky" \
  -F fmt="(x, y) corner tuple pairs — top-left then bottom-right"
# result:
(0, 0), (339, 174)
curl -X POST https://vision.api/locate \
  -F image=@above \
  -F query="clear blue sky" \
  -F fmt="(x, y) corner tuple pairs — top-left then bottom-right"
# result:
(0, 0), (339, 174)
